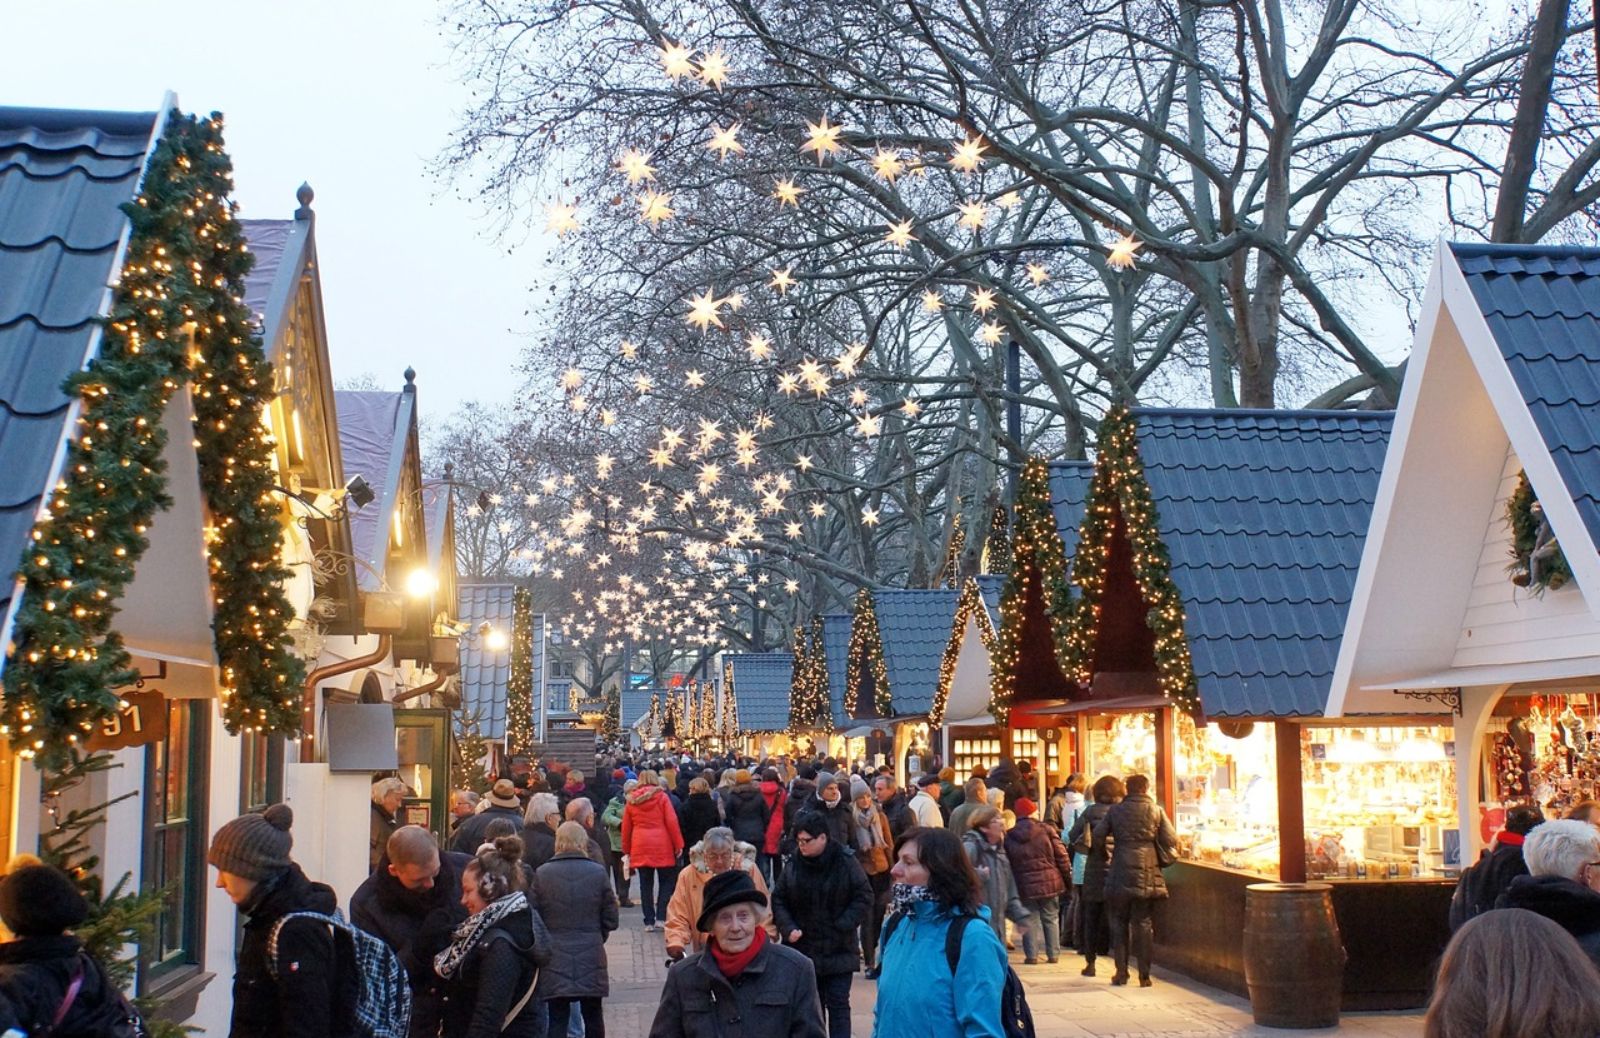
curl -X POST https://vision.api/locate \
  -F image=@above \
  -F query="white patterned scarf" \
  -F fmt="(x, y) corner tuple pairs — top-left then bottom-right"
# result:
(433, 891), (528, 979)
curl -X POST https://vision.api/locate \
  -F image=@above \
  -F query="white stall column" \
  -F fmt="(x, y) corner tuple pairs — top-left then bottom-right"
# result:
(284, 762), (374, 914)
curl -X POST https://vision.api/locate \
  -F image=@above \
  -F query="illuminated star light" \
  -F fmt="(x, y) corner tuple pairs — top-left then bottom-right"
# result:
(746, 333), (774, 360)
(921, 290), (944, 313)
(1107, 234), (1143, 271)
(768, 268), (795, 294)
(620, 339), (639, 358)
(970, 287), (998, 313)
(856, 413), (882, 437)
(957, 201), (988, 230)
(871, 148), (905, 182)
(659, 42), (696, 79)
(801, 116), (845, 163)
(1027, 263), (1050, 286)
(560, 367), (584, 390)
(950, 136), (987, 173)
(599, 407), (617, 427)
(862, 506), (881, 526)
(773, 178), (804, 207)
(777, 372), (800, 395)
(809, 501), (828, 518)
(617, 149), (656, 184)
(634, 373), (655, 394)
(885, 220), (916, 249)
(698, 47), (731, 89)
(638, 190), (675, 226)
(686, 289), (725, 330)
(980, 321), (1005, 344)
(902, 397), (922, 417)
(545, 202), (580, 236)
(708, 124), (744, 159)
(795, 453), (813, 471)
(849, 386), (869, 407)
(685, 370), (706, 388)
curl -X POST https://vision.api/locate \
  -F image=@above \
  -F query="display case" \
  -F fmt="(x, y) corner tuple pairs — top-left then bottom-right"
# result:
(952, 732), (1005, 777)
(1173, 719), (1280, 877)
(1082, 711), (1157, 781)
(1010, 728), (1064, 788)
(1301, 724), (1456, 881)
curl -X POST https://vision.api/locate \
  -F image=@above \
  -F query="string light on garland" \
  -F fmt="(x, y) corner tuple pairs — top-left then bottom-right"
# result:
(2, 110), (306, 763)
(988, 458), (1076, 727)
(506, 587), (535, 754)
(788, 617), (831, 733)
(1062, 407), (1199, 712)
(844, 587), (892, 716)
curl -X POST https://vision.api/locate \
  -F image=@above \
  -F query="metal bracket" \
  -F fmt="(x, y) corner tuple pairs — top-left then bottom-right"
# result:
(1394, 687), (1463, 716)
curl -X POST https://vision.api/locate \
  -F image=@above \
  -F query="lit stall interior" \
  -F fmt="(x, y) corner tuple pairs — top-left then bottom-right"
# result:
(1174, 718), (1279, 876)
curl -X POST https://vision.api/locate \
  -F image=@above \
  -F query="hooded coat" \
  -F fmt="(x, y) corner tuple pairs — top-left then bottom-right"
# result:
(439, 899), (552, 1038)
(1004, 817), (1071, 901)
(622, 784), (685, 868)
(230, 864), (357, 1038)
(600, 795), (627, 852)
(0, 936), (124, 1038)
(960, 829), (1028, 940)
(724, 783), (771, 848)
(649, 939), (825, 1038)
(771, 840), (873, 976)
(1497, 874), (1600, 966)
(663, 839), (776, 955)
(532, 851), (619, 1001)
(1093, 793), (1177, 902)
(350, 850), (472, 1038)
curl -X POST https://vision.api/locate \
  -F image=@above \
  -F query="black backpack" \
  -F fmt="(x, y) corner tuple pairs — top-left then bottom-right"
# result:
(881, 911), (1036, 1038)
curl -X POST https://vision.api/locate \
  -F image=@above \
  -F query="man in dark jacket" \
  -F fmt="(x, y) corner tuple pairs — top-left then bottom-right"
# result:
(351, 825), (470, 1038)
(452, 778), (527, 853)
(650, 871), (825, 1038)
(803, 773), (855, 856)
(723, 771), (771, 849)
(209, 804), (357, 1038)
(872, 775), (911, 839)
(1497, 818), (1600, 967)
(772, 813), (872, 1038)
(1450, 803), (1542, 930)
(520, 791), (562, 872)
(371, 778), (405, 873)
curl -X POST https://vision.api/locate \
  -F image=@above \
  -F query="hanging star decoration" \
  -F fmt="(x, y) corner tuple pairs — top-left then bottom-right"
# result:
(620, 339), (639, 359)
(862, 506), (881, 526)
(950, 136), (987, 173)
(970, 287), (998, 313)
(871, 148), (905, 182)
(686, 290), (726, 330)
(773, 178), (804, 206)
(769, 267), (796, 294)
(545, 202), (580, 236)
(801, 116), (845, 163)
(980, 321), (1005, 344)
(685, 370), (707, 388)
(746, 332), (774, 359)
(639, 190), (675, 225)
(921, 290), (945, 312)
(902, 397), (922, 417)
(856, 413), (882, 437)
(708, 124), (744, 158)
(660, 42), (696, 79)
(957, 201), (988, 230)
(1107, 234), (1143, 270)
(698, 47), (731, 89)
(617, 149), (657, 184)
(885, 220), (916, 249)
(1027, 263), (1050, 285)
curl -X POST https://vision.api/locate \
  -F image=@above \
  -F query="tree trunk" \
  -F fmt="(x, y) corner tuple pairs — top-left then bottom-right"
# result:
(1492, 0), (1573, 241)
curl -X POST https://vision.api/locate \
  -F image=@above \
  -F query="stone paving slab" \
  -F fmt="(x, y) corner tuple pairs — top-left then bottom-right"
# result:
(598, 902), (1424, 1037)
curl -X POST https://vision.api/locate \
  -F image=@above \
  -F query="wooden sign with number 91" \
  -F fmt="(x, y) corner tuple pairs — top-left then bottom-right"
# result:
(85, 690), (168, 751)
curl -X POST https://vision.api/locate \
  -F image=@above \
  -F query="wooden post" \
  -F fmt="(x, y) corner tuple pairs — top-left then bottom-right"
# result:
(1156, 707), (1177, 811)
(1276, 720), (1307, 882)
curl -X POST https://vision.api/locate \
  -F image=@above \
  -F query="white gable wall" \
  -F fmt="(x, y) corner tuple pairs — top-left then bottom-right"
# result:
(1454, 443), (1600, 668)
(944, 614), (993, 723)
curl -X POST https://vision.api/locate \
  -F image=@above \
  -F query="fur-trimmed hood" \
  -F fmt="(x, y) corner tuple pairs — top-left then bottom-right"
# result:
(687, 837), (759, 874)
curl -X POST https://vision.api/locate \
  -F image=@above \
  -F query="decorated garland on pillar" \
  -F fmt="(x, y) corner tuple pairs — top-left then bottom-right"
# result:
(1506, 470), (1573, 593)
(1062, 406), (1199, 713)
(989, 459), (1076, 726)
(3, 111), (305, 764)
(788, 617), (831, 732)
(844, 587), (892, 716)
(505, 587), (534, 753)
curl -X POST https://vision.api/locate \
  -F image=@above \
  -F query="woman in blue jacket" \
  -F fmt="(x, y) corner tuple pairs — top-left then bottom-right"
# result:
(872, 827), (1009, 1038)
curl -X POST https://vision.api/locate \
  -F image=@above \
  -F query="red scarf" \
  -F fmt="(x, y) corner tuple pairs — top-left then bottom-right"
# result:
(709, 926), (767, 978)
(1497, 831), (1525, 847)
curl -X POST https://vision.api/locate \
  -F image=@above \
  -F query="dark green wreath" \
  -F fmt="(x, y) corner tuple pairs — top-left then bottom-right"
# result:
(1507, 470), (1573, 593)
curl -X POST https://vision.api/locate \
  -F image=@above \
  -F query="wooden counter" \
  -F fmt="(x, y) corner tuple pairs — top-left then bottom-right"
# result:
(1151, 861), (1452, 1010)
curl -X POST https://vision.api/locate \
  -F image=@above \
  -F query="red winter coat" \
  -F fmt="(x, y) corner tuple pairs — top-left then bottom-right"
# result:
(622, 785), (684, 868)
(759, 781), (787, 855)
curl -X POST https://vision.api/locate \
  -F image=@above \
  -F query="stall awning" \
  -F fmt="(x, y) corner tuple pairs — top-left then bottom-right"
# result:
(1015, 695), (1171, 717)
(839, 724), (879, 738)
(944, 713), (996, 728)
(1361, 656), (1600, 693)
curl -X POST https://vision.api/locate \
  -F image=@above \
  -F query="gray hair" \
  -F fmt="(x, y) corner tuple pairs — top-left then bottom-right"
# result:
(1524, 819), (1600, 881)
(525, 791), (561, 825)
(372, 777), (406, 803)
(565, 797), (595, 825)
(701, 826), (736, 853)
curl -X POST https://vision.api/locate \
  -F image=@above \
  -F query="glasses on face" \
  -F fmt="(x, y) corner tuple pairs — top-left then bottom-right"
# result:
(795, 834), (819, 847)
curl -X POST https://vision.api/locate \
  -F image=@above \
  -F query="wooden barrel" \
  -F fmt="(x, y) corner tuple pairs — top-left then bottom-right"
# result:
(1243, 882), (1346, 1029)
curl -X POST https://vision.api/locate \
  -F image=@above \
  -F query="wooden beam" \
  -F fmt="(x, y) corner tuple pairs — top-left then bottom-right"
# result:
(1276, 720), (1307, 883)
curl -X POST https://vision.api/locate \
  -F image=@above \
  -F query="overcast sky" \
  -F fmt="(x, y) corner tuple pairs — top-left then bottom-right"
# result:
(5, 1), (541, 422)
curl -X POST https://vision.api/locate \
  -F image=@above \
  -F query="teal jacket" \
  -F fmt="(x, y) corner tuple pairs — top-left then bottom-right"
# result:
(601, 795), (626, 852)
(871, 900), (1007, 1038)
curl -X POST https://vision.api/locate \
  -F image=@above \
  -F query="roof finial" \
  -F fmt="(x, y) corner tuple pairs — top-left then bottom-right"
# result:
(295, 182), (315, 221)
(403, 366), (417, 390)
(443, 461), (455, 480)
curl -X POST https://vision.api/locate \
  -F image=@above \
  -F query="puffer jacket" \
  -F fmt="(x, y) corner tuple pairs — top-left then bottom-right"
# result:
(961, 829), (1028, 940)
(872, 900), (1007, 1038)
(649, 938), (825, 1038)
(772, 841), (873, 976)
(532, 851), (619, 1000)
(680, 791), (723, 850)
(1004, 817), (1071, 900)
(724, 783), (771, 847)
(759, 781), (787, 854)
(0, 936), (121, 1038)
(1497, 874), (1600, 967)
(622, 785), (684, 868)
(351, 850), (472, 1038)
(663, 839), (776, 955)
(1094, 793), (1177, 901)
(439, 900), (553, 1038)
(231, 864), (358, 1038)
(601, 795), (626, 852)
(1068, 801), (1115, 898)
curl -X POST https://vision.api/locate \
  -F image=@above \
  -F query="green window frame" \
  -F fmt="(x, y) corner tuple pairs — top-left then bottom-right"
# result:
(142, 699), (210, 988)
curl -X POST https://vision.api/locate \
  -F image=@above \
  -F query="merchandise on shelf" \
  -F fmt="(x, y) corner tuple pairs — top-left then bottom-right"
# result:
(1173, 718), (1280, 877)
(952, 732), (1005, 777)
(1483, 694), (1600, 815)
(1083, 711), (1157, 783)
(1010, 727), (1064, 786)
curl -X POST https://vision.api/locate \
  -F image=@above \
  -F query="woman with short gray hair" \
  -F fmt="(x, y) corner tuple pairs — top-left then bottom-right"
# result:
(522, 791), (563, 871)
(370, 777), (407, 873)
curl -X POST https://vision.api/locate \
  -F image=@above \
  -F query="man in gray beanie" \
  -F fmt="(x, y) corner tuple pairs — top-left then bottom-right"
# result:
(800, 771), (854, 855)
(209, 804), (355, 1038)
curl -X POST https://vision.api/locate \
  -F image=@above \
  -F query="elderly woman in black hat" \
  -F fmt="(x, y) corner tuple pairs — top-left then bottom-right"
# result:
(649, 871), (825, 1038)
(208, 803), (354, 1038)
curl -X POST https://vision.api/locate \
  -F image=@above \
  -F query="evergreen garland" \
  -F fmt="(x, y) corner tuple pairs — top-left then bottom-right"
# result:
(1506, 470), (1574, 592)
(788, 617), (831, 731)
(506, 587), (535, 754)
(601, 685), (621, 740)
(844, 587), (893, 716)
(1062, 407), (1199, 712)
(984, 503), (1013, 574)
(989, 460), (1076, 725)
(3, 111), (305, 766)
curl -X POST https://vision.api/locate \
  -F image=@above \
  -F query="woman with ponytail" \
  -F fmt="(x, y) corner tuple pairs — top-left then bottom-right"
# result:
(437, 835), (553, 1038)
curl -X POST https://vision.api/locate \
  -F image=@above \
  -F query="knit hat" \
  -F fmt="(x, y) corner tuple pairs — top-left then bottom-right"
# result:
(849, 775), (871, 800)
(1015, 797), (1037, 818)
(612, 769), (626, 781)
(487, 779), (521, 810)
(815, 771), (837, 793)
(696, 869), (767, 932)
(207, 803), (294, 881)
(0, 863), (88, 937)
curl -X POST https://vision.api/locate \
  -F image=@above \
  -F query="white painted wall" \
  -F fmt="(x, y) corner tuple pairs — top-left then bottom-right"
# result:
(284, 763), (373, 919)
(1453, 444), (1600, 668)
(193, 709), (246, 1037)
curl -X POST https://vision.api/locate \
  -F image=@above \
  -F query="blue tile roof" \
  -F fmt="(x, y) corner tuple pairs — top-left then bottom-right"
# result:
(820, 614), (851, 726)
(973, 575), (1006, 630)
(1131, 408), (1392, 717)
(334, 390), (411, 590)
(459, 583), (515, 738)
(725, 652), (793, 732)
(0, 108), (156, 631)
(1452, 243), (1600, 552)
(1049, 460), (1094, 557)
(874, 588), (961, 714)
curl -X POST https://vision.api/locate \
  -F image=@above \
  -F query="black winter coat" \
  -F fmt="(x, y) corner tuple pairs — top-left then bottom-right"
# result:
(371, 803), (401, 874)
(1094, 794), (1177, 901)
(439, 903), (553, 1038)
(771, 841), (873, 976)
(986, 760), (1028, 809)
(680, 792), (723, 850)
(452, 805), (526, 854)
(1004, 818), (1071, 900)
(723, 784), (770, 847)
(801, 794), (855, 855)
(649, 939), (825, 1038)
(879, 791), (912, 840)
(521, 822), (558, 873)
(783, 779), (816, 837)
(232, 865), (357, 1038)
(1450, 840), (1529, 931)
(1497, 874), (1600, 968)
(350, 851), (472, 1038)
(532, 852), (619, 1000)
(0, 936), (119, 1038)
(1068, 802), (1115, 902)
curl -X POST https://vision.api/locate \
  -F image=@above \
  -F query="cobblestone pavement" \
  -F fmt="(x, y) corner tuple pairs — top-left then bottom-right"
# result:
(600, 901), (1425, 1036)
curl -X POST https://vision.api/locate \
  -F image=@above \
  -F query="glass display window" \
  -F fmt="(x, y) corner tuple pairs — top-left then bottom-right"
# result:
(1173, 718), (1279, 877)
(1301, 724), (1456, 880)
(952, 731), (1005, 777)
(1083, 711), (1157, 782)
